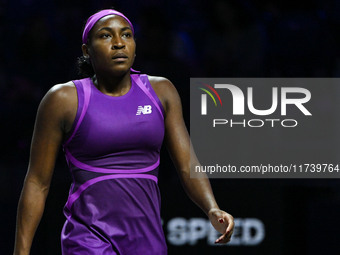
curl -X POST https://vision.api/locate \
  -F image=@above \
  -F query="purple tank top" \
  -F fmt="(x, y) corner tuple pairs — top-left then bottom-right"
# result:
(60, 74), (167, 255)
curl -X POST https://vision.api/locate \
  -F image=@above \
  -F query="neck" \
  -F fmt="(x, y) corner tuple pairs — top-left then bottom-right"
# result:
(93, 71), (132, 97)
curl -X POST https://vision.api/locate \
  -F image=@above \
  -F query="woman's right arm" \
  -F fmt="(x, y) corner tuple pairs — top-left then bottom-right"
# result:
(13, 82), (77, 255)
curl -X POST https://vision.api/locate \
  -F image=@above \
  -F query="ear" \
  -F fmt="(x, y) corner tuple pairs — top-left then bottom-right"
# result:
(82, 44), (90, 58)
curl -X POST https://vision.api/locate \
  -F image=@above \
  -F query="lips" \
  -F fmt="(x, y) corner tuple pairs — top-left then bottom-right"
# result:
(112, 53), (128, 59)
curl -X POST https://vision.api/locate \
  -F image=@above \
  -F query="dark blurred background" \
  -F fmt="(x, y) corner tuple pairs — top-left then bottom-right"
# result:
(1, 0), (340, 254)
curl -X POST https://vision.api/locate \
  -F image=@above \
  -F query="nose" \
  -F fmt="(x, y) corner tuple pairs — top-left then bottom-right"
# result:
(112, 36), (125, 50)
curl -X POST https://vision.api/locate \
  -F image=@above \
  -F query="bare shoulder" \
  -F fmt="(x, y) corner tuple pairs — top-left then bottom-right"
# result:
(40, 81), (77, 110)
(50, 81), (76, 92)
(46, 81), (77, 102)
(148, 75), (176, 93)
(38, 81), (78, 133)
(147, 76), (181, 113)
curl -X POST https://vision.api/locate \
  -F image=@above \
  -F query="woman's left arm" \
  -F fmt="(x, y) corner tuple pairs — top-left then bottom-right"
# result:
(150, 77), (234, 244)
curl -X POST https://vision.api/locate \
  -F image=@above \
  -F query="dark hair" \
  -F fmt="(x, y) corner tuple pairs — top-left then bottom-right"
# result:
(77, 15), (95, 78)
(77, 55), (95, 78)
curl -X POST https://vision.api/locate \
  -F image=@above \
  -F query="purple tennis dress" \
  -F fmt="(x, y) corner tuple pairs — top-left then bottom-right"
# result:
(61, 74), (167, 254)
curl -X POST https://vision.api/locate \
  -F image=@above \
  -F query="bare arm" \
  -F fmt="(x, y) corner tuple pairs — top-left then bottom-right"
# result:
(150, 77), (234, 244)
(14, 82), (77, 255)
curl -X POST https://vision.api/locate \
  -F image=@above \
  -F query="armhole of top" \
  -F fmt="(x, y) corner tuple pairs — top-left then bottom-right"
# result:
(63, 79), (88, 147)
(137, 74), (165, 118)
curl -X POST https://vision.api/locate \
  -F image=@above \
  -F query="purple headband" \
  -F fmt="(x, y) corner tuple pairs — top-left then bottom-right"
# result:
(82, 9), (135, 44)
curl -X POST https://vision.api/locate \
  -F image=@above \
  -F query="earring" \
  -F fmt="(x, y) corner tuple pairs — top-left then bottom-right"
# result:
(84, 55), (90, 64)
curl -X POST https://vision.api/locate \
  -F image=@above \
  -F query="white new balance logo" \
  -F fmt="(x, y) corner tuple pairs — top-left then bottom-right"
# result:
(136, 105), (152, 115)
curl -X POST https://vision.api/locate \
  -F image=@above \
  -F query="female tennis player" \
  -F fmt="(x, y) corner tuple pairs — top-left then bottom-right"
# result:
(14, 9), (234, 255)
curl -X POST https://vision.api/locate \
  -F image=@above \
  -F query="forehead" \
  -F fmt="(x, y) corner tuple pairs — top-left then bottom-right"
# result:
(92, 15), (132, 31)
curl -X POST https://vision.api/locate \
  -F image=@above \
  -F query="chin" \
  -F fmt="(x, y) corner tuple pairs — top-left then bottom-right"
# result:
(110, 68), (131, 76)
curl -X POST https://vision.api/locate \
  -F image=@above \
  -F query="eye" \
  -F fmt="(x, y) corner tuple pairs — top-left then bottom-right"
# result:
(122, 32), (132, 38)
(100, 33), (111, 38)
